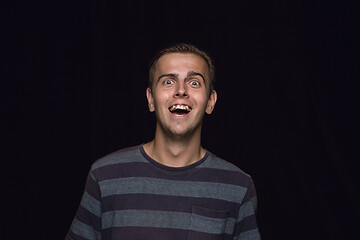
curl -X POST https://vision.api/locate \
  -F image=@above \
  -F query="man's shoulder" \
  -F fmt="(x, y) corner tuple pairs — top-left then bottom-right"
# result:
(91, 145), (145, 171)
(204, 153), (249, 174)
(202, 152), (253, 184)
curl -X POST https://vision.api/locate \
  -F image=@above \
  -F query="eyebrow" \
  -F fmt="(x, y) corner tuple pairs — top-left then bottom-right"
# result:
(157, 71), (206, 83)
(157, 73), (179, 82)
(186, 71), (206, 82)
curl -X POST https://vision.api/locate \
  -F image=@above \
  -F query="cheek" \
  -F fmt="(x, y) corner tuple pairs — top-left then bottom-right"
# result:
(192, 92), (208, 108)
(154, 90), (171, 106)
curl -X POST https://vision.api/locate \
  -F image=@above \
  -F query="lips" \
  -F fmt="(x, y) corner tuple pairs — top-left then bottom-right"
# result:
(168, 104), (192, 116)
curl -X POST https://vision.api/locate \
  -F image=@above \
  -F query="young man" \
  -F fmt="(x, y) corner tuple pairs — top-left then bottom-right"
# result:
(66, 43), (261, 240)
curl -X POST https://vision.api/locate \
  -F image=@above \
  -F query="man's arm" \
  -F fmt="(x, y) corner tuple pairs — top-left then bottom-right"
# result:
(66, 170), (102, 240)
(233, 179), (261, 240)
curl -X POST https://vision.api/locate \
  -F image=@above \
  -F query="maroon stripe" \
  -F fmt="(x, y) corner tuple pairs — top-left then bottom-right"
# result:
(191, 205), (229, 219)
(102, 226), (233, 240)
(139, 145), (209, 172)
(242, 180), (257, 202)
(102, 226), (189, 240)
(189, 230), (233, 240)
(66, 230), (88, 240)
(93, 162), (250, 187)
(102, 193), (240, 219)
(85, 173), (101, 201)
(233, 214), (258, 235)
(75, 205), (101, 232)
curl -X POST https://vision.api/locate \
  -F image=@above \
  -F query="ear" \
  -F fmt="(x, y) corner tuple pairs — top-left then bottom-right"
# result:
(146, 88), (155, 112)
(205, 90), (217, 114)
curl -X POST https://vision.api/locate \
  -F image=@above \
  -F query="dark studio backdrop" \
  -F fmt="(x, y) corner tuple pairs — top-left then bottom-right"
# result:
(4, 0), (360, 239)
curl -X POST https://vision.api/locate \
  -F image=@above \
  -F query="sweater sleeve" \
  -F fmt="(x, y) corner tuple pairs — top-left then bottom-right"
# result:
(233, 179), (261, 240)
(66, 169), (102, 240)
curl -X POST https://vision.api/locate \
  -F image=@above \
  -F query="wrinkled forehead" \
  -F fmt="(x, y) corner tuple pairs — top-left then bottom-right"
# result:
(155, 53), (210, 80)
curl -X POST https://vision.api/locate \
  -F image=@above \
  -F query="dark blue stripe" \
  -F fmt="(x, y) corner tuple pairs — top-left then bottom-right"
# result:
(102, 193), (240, 219)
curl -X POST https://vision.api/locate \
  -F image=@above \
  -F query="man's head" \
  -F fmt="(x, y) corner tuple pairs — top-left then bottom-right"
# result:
(149, 43), (215, 95)
(146, 43), (217, 139)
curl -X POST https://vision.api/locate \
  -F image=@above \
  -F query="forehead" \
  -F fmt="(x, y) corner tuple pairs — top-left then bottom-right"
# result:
(155, 53), (209, 77)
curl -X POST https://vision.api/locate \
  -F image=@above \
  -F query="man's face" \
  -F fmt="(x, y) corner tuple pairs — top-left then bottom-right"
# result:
(146, 53), (217, 138)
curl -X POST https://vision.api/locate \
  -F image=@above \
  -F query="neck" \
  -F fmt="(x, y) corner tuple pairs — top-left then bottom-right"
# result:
(143, 125), (206, 168)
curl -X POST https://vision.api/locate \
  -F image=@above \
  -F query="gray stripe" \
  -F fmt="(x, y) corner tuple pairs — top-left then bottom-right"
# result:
(70, 218), (101, 240)
(102, 210), (236, 235)
(102, 210), (189, 230)
(80, 191), (101, 217)
(200, 155), (248, 174)
(89, 170), (97, 182)
(191, 212), (236, 234)
(99, 177), (247, 203)
(234, 228), (261, 240)
(92, 148), (146, 170)
(237, 200), (255, 223)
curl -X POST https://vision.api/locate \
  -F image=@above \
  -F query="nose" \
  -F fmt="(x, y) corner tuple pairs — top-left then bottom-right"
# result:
(174, 82), (188, 98)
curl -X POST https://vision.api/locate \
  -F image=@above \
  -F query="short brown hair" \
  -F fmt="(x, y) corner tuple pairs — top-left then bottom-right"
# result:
(148, 43), (215, 94)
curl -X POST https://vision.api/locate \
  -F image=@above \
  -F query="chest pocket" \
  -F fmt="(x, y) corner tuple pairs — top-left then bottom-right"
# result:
(189, 206), (233, 240)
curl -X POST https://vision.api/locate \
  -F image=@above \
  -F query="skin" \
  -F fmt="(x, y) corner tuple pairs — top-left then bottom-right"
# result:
(143, 53), (217, 167)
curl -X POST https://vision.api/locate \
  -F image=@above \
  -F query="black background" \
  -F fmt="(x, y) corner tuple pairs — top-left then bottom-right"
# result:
(4, 0), (360, 239)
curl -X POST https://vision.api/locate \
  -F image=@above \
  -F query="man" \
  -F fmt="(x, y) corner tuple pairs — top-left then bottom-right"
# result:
(66, 43), (261, 240)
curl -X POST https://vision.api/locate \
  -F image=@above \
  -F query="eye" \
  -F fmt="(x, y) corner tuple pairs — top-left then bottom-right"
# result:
(163, 79), (174, 85)
(189, 80), (200, 86)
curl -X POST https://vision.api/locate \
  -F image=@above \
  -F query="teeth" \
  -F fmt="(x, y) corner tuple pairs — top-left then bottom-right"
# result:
(169, 105), (191, 112)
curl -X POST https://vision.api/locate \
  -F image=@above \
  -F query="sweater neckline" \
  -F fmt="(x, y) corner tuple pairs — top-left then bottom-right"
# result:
(139, 144), (209, 174)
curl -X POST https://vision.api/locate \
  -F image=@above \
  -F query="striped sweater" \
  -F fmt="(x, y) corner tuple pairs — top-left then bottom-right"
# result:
(66, 145), (261, 240)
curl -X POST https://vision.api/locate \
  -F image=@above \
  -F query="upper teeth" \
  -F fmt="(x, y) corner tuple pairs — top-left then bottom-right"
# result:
(169, 105), (191, 111)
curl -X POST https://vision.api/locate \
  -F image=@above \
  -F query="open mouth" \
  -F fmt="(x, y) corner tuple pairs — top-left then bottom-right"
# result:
(169, 104), (192, 116)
